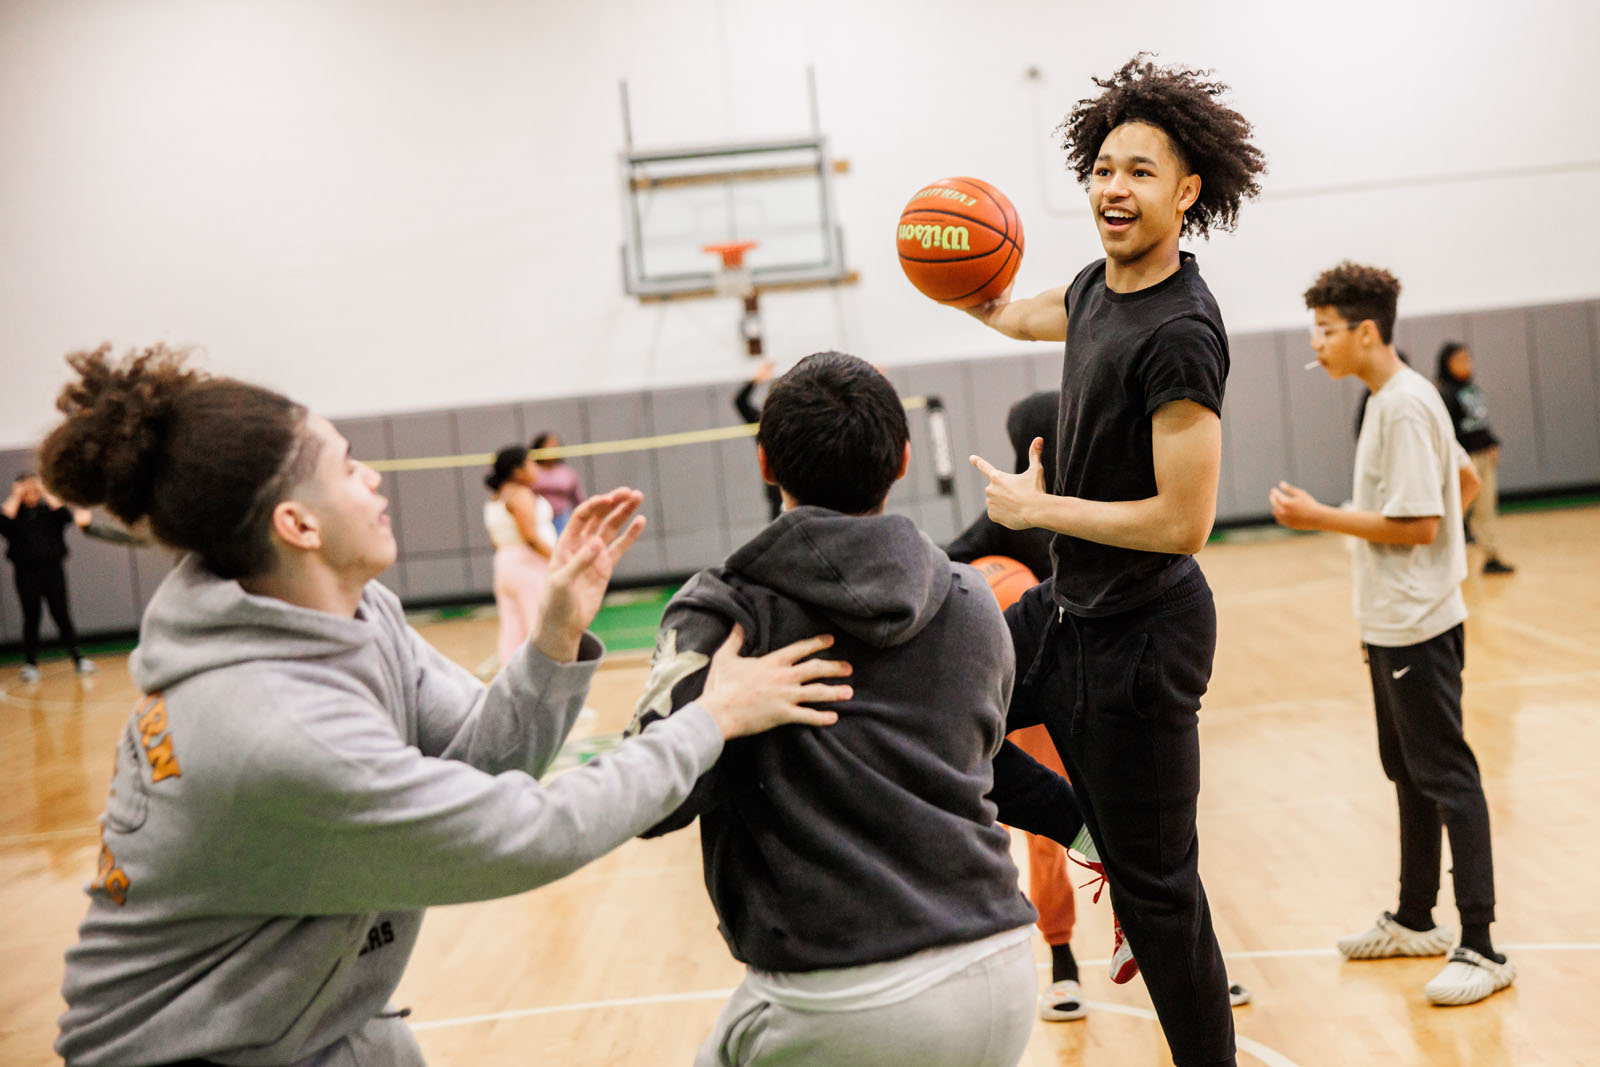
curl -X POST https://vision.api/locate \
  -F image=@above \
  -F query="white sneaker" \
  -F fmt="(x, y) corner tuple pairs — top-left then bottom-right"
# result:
(1337, 912), (1455, 960)
(19, 663), (41, 684)
(1038, 978), (1088, 1021)
(1228, 982), (1252, 1007)
(1424, 947), (1515, 1006)
(75, 658), (97, 676)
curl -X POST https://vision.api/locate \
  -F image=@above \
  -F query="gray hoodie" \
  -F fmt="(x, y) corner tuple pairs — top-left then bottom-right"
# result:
(56, 555), (724, 1067)
(632, 508), (1038, 972)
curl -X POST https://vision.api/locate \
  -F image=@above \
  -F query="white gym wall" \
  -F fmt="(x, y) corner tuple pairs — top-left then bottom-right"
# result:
(2, 0), (1597, 448)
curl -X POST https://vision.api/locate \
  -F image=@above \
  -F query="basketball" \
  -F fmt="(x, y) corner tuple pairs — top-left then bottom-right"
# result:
(897, 177), (1024, 308)
(972, 554), (1037, 611)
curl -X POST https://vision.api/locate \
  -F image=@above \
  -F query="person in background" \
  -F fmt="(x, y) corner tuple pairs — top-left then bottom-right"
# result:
(1, 473), (95, 683)
(485, 446), (558, 672)
(1436, 342), (1514, 575)
(734, 359), (784, 521)
(528, 431), (587, 536)
(1272, 263), (1511, 1008)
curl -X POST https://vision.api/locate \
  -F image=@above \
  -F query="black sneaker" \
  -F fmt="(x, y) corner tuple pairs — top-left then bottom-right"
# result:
(1483, 558), (1515, 575)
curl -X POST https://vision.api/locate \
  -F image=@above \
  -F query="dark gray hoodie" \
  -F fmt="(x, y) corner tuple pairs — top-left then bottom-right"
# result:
(56, 555), (724, 1067)
(630, 507), (1041, 973)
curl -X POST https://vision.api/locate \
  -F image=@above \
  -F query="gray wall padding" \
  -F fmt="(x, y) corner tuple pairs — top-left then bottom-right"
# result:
(5, 297), (1597, 642)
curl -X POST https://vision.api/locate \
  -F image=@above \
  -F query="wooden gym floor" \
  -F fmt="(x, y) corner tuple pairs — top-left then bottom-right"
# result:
(3, 506), (1598, 1066)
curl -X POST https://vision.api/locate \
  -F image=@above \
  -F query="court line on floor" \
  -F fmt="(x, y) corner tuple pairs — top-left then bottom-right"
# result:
(1082, 1001), (1299, 1067)
(408, 941), (1600, 1039)
(407, 987), (1305, 1065)
(0, 825), (100, 844)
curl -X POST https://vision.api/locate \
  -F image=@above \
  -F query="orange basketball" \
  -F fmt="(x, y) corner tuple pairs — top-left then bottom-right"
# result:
(972, 555), (1038, 611)
(897, 177), (1024, 308)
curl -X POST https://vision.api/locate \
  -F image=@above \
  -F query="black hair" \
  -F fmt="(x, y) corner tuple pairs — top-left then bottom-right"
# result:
(529, 430), (566, 467)
(13, 472), (33, 483)
(485, 446), (528, 491)
(756, 352), (909, 515)
(1303, 262), (1403, 345)
(38, 343), (318, 579)
(1059, 53), (1266, 238)
(1437, 341), (1469, 384)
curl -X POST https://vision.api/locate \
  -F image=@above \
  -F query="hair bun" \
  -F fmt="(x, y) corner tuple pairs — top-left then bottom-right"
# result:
(39, 343), (201, 525)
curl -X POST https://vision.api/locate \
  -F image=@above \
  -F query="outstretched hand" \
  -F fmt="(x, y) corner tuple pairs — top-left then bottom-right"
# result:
(969, 436), (1047, 530)
(697, 625), (853, 740)
(1268, 481), (1323, 531)
(532, 488), (647, 662)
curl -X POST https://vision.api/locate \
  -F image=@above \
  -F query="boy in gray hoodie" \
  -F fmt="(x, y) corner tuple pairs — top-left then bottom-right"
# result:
(43, 343), (853, 1067)
(630, 353), (1084, 1067)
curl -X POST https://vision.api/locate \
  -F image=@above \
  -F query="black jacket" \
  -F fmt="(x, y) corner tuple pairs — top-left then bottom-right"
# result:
(0, 503), (73, 565)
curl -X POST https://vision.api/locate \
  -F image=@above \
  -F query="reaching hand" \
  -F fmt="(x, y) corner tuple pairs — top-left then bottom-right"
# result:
(963, 282), (1014, 325)
(1268, 481), (1323, 530)
(531, 488), (647, 662)
(697, 626), (853, 739)
(969, 436), (1047, 530)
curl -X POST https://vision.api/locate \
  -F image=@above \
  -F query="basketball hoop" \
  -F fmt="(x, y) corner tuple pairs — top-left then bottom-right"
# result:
(703, 241), (758, 300)
(703, 241), (764, 358)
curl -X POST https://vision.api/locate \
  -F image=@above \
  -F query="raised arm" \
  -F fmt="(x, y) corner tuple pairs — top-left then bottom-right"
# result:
(964, 284), (1070, 342)
(1271, 412), (1454, 547)
(972, 398), (1221, 556)
(505, 486), (554, 558)
(1269, 484), (1441, 546)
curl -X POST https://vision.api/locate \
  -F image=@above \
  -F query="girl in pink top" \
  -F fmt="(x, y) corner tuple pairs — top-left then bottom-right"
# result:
(530, 431), (587, 535)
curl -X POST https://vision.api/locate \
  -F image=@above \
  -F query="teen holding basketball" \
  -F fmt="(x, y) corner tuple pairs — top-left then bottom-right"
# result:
(959, 56), (1266, 1067)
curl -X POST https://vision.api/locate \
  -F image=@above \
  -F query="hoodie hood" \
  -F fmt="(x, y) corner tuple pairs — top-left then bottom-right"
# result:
(130, 554), (376, 693)
(690, 507), (953, 649)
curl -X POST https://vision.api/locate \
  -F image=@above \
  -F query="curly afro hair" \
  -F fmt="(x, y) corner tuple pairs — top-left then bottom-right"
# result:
(1303, 262), (1403, 344)
(1059, 54), (1266, 238)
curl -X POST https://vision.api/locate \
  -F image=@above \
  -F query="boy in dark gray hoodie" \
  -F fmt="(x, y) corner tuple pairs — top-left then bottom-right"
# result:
(630, 353), (1084, 1067)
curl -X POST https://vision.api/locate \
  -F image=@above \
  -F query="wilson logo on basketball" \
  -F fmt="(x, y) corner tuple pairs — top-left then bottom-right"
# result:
(913, 186), (978, 207)
(898, 223), (971, 251)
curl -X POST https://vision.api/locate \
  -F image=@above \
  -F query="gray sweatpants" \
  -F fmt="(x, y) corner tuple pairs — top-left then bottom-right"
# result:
(694, 937), (1037, 1067)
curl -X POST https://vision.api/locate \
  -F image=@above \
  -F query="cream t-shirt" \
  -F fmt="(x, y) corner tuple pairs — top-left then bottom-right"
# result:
(1350, 365), (1469, 647)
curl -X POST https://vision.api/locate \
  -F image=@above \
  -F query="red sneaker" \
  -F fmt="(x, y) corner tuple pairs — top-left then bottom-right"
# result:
(1108, 913), (1139, 984)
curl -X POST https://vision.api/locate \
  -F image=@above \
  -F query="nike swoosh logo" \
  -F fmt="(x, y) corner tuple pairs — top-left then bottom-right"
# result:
(1392, 666), (1412, 679)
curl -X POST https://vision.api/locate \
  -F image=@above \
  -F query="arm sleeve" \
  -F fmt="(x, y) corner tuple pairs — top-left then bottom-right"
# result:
(397, 587), (603, 778)
(988, 739), (1083, 848)
(229, 693), (726, 914)
(625, 598), (740, 836)
(734, 381), (762, 424)
(1137, 317), (1228, 417)
(1378, 412), (1448, 519)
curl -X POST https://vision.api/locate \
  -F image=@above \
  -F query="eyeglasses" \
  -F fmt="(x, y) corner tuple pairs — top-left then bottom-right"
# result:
(1310, 321), (1364, 344)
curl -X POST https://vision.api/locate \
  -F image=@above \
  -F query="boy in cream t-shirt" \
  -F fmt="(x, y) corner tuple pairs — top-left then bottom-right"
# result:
(1269, 261), (1513, 1008)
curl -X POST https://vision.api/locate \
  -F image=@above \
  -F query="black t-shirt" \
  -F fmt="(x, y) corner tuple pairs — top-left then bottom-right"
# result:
(0, 503), (74, 565)
(1049, 253), (1229, 616)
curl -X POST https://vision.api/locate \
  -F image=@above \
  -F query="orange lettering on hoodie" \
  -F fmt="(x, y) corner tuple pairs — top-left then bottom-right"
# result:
(135, 695), (181, 783)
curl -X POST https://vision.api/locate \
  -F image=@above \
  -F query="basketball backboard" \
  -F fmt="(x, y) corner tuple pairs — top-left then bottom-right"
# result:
(619, 136), (853, 301)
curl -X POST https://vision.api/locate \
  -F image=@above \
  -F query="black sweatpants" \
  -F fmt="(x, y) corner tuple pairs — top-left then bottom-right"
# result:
(14, 561), (81, 665)
(1005, 569), (1234, 1067)
(1365, 624), (1496, 926)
